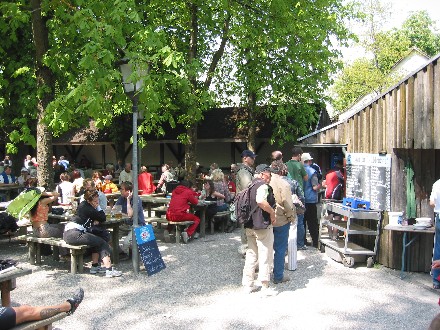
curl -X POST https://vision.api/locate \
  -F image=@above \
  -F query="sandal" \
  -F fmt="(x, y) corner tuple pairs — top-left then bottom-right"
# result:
(67, 288), (84, 315)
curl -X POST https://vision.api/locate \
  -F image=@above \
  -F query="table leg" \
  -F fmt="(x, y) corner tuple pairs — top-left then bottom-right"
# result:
(112, 225), (120, 264)
(200, 207), (206, 238)
(401, 232), (419, 279)
(1, 280), (11, 307)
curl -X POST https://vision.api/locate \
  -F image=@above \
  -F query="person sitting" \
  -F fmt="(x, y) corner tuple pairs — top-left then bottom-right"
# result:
(63, 189), (122, 277)
(138, 166), (156, 195)
(17, 167), (30, 186)
(174, 163), (186, 181)
(199, 179), (226, 232)
(0, 166), (17, 186)
(114, 181), (145, 226)
(118, 163), (133, 184)
(156, 164), (177, 194)
(0, 288), (84, 330)
(211, 169), (231, 212)
(165, 180), (199, 243)
(91, 171), (103, 191)
(56, 172), (75, 206)
(77, 178), (107, 210)
(101, 175), (118, 194)
(58, 156), (70, 171)
(71, 170), (84, 195)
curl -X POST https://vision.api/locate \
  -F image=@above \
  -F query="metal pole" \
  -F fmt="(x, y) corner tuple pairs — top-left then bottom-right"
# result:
(132, 91), (140, 273)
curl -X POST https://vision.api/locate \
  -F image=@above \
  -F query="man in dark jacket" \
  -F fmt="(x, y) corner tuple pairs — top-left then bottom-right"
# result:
(165, 180), (199, 243)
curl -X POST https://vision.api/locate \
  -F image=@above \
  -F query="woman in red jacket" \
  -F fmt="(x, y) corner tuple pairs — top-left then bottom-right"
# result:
(165, 180), (199, 243)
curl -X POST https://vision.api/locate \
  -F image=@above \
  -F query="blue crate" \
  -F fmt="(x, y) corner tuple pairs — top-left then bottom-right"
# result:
(342, 197), (371, 210)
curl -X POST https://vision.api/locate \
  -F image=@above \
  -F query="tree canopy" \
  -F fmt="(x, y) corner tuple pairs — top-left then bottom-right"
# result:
(331, 9), (440, 114)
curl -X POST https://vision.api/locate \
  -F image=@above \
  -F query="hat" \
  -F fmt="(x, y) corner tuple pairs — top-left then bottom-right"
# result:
(270, 160), (287, 174)
(21, 167), (29, 173)
(241, 150), (257, 159)
(255, 164), (275, 174)
(301, 152), (313, 162)
(104, 175), (113, 180)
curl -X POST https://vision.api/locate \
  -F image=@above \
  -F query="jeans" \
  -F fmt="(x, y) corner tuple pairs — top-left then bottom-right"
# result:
(273, 222), (290, 281)
(304, 203), (319, 247)
(433, 214), (440, 285)
(63, 229), (112, 261)
(297, 214), (305, 247)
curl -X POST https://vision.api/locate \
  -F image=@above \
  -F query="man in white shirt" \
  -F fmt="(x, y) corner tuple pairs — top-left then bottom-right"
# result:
(430, 179), (440, 289)
(119, 163), (133, 184)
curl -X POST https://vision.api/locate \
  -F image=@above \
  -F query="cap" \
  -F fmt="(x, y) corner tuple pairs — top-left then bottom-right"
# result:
(255, 164), (275, 174)
(241, 150), (257, 159)
(21, 167), (29, 173)
(301, 152), (313, 162)
(104, 175), (113, 180)
(270, 160), (287, 174)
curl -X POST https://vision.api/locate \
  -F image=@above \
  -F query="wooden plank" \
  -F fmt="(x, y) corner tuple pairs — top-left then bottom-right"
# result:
(406, 77), (415, 149)
(385, 93), (393, 153)
(363, 107), (370, 152)
(396, 85), (406, 148)
(421, 149), (435, 217)
(376, 98), (384, 152)
(424, 63), (434, 149)
(414, 71), (424, 148)
(370, 102), (378, 153)
(434, 61), (440, 149)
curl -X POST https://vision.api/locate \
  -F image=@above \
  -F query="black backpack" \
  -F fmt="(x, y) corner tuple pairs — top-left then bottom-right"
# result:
(234, 181), (260, 225)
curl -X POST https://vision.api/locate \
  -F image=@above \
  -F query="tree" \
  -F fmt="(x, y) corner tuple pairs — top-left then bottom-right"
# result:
(331, 9), (440, 114)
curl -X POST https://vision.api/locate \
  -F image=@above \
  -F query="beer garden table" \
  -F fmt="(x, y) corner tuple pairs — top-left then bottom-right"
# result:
(0, 267), (32, 307)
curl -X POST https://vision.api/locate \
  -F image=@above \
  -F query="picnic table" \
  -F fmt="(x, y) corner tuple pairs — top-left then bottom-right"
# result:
(140, 195), (171, 217)
(47, 213), (128, 264)
(0, 185), (21, 201)
(0, 267), (32, 307)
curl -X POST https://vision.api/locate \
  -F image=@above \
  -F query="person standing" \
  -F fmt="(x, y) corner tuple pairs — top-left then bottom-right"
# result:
(286, 147), (308, 249)
(235, 150), (256, 193)
(430, 178), (440, 289)
(242, 164), (277, 296)
(302, 153), (321, 248)
(269, 160), (296, 284)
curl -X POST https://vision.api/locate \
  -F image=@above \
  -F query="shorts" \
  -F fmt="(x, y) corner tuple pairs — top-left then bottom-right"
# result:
(0, 307), (16, 330)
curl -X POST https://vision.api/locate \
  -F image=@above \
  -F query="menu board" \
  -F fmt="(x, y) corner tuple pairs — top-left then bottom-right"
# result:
(134, 225), (166, 276)
(345, 153), (391, 211)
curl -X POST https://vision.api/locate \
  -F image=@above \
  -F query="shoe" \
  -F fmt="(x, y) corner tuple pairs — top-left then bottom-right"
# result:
(163, 229), (171, 243)
(433, 283), (440, 290)
(298, 245), (307, 250)
(106, 267), (122, 278)
(181, 231), (189, 244)
(90, 266), (106, 274)
(193, 232), (200, 239)
(243, 285), (259, 294)
(261, 285), (278, 297)
(66, 288), (84, 315)
(273, 275), (290, 284)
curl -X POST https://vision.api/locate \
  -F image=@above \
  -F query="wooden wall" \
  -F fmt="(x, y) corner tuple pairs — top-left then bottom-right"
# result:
(303, 55), (440, 271)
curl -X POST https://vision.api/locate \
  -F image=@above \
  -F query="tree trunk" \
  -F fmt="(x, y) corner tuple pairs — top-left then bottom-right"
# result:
(185, 125), (198, 183)
(247, 91), (257, 152)
(31, 0), (55, 189)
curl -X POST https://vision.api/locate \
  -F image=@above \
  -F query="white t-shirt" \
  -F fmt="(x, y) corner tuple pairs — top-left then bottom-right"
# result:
(430, 179), (440, 213)
(57, 181), (75, 205)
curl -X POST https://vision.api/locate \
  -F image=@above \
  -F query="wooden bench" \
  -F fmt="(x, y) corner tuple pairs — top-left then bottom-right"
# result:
(18, 236), (88, 274)
(12, 312), (67, 330)
(211, 211), (232, 234)
(168, 221), (194, 243)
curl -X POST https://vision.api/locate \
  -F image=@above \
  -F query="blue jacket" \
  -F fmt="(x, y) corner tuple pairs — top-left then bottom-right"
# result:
(0, 172), (15, 184)
(304, 165), (318, 203)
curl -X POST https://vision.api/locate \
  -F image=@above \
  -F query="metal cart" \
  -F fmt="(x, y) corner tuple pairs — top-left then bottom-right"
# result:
(318, 201), (382, 268)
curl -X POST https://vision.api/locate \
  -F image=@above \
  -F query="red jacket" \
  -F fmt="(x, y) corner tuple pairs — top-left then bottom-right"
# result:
(138, 172), (156, 195)
(166, 185), (198, 216)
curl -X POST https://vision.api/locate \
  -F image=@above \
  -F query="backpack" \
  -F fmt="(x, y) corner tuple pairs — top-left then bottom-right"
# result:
(234, 181), (260, 225)
(6, 188), (43, 220)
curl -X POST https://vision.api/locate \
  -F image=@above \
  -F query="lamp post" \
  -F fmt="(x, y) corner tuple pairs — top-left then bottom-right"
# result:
(119, 59), (143, 273)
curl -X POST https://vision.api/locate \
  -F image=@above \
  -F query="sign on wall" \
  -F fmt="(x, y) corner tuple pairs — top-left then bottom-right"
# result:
(345, 153), (392, 211)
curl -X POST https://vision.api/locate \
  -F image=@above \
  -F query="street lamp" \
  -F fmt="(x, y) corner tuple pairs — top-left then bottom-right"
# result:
(119, 59), (143, 273)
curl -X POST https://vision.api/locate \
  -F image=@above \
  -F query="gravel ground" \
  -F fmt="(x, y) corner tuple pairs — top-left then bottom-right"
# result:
(2, 229), (439, 330)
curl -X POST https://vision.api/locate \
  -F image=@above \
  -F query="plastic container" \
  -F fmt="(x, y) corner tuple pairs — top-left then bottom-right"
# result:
(388, 212), (403, 225)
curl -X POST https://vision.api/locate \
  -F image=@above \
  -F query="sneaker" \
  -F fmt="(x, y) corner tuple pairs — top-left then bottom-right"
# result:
(243, 285), (259, 294)
(193, 232), (200, 239)
(273, 275), (290, 284)
(181, 231), (189, 244)
(90, 266), (106, 274)
(106, 267), (122, 278)
(66, 288), (84, 315)
(163, 229), (171, 243)
(261, 285), (278, 297)
(298, 245), (307, 250)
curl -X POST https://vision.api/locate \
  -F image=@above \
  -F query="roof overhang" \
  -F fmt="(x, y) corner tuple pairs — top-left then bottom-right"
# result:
(295, 143), (348, 148)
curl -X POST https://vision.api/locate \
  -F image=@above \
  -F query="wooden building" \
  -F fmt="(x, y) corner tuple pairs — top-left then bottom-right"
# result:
(298, 53), (440, 272)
